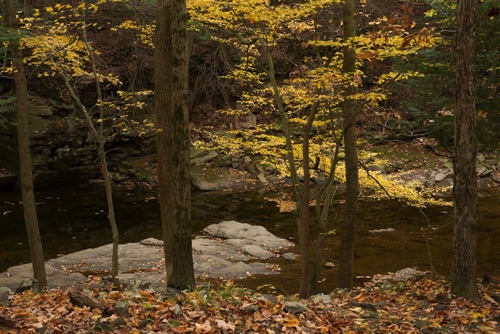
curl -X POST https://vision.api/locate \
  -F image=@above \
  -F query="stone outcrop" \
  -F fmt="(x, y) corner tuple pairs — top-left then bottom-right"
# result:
(0, 221), (294, 291)
(0, 95), (156, 188)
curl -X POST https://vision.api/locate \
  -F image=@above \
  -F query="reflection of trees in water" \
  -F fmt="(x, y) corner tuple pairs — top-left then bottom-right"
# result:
(1, 187), (499, 287)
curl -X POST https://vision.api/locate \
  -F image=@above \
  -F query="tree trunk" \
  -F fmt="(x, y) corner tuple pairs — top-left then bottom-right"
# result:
(452, 0), (478, 298)
(80, 5), (120, 287)
(339, 0), (358, 289)
(299, 104), (319, 298)
(154, 0), (195, 290)
(6, 0), (47, 290)
(259, 37), (314, 298)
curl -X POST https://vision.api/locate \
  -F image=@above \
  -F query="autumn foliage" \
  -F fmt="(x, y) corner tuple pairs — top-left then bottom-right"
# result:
(1, 273), (499, 333)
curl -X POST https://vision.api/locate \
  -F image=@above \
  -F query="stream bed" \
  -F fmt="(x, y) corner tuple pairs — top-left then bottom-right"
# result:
(1, 185), (499, 294)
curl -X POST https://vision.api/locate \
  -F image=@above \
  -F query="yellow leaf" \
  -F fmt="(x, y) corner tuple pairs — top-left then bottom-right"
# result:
(285, 317), (300, 328)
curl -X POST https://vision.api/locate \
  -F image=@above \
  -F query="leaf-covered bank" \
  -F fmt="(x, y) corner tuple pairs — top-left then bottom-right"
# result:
(1, 272), (499, 333)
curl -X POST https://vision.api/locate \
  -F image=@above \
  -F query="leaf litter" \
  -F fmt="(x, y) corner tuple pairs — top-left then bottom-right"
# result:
(0, 272), (498, 333)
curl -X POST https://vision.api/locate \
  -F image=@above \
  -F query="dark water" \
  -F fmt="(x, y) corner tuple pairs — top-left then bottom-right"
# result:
(1, 185), (499, 294)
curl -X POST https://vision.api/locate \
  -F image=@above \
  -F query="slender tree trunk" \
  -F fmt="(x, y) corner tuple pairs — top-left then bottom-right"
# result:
(260, 38), (316, 298)
(300, 105), (319, 297)
(339, 0), (358, 289)
(6, 0), (47, 290)
(154, 0), (195, 290)
(452, 0), (478, 298)
(80, 3), (120, 286)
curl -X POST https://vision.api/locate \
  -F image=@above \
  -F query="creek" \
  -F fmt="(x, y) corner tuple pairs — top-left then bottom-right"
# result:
(1, 185), (499, 294)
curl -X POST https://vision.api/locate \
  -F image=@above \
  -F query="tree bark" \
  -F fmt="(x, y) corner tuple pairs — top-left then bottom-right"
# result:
(154, 0), (195, 290)
(452, 0), (478, 298)
(300, 104), (319, 298)
(5, 0), (47, 290)
(339, 0), (358, 289)
(259, 37), (313, 298)
(68, 288), (114, 315)
(80, 3), (120, 287)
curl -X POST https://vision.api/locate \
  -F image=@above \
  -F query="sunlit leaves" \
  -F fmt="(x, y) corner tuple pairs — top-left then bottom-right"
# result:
(112, 20), (154, 48)
(186, 0), (447, 208)
(0, 1), (157, 141)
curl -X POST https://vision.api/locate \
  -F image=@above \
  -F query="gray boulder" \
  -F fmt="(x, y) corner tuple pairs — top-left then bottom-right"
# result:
(0, 287), (13, 305)
(203, 221), (293, 250)
(241, 245), (274, 259)
(284, 301), (307, 314)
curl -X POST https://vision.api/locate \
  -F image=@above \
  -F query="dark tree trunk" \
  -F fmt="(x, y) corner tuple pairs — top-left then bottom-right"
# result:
(452, 0), (479, 298)
(299, 104), (319, 298)
(339, 0), (358, 289)
(6, 0), (47, 290)
(154, 0), (195, 290)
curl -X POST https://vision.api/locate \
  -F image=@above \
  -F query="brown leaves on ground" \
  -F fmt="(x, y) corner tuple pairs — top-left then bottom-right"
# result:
(0, 274), (498, 333)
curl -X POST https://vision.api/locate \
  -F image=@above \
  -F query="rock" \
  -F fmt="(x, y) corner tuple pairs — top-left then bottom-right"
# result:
(49, 272), (87, 289)
(284, 301), (307, 314)
(190, 148), (209, 159)
(324, 262), (336, 268)
(140, 238), (164, 247)
(94, 322), (115, 333)
(434, 304), (447, 311)
(29, 96), (55, 116)
(139, 318), (153, 329)
(203, 221), (293, 250)
(310, 294), (332, 304)
(234, 113), (256, 129)
(0, 287), (13, 305)
(372, 267), (426, 284)
(282, 253), (297, 261)
(191, 166), (256, 191)
(111, 317), (127, 328)
(393, 268), (425, 281)
(16, 278), (38, 293)
(226, 239), (250, 248)
(1, 222), (289, 290)
(241, 245), (274, 259)
(434, 172), (448, 182)
(192, 238), (239, 259)
(218, 262), (253, 278)
(369, 228), (396, 233)
(477, 165), (493, 177)
(229, 253), (250, 262)
(0, 263), (86, 290)
(244, 305), (259, 313)
(133, 170), (158, 187)
(190, 151), (218, 165)
(111, 173), (130, 183)
(113, 301), (129, 316)
(173, 303), (182, 316)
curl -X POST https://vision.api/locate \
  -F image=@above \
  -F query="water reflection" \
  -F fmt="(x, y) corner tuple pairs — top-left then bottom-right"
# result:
(1, 186), (498, 294)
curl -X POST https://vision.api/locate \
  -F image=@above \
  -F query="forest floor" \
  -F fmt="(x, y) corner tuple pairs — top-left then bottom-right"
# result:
(1, 271), (499, 333)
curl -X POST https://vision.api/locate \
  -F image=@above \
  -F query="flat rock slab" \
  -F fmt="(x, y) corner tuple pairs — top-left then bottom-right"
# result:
(203, 220), (293, 250)
(0, 221), (293, 290)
